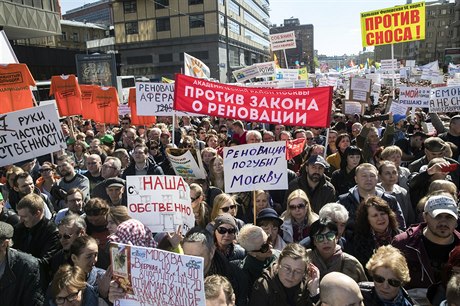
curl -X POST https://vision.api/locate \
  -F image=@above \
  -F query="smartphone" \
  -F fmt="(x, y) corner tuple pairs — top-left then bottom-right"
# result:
(441, 164), (459, 172)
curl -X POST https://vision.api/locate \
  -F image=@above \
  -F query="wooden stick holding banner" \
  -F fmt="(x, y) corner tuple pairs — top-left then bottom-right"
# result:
(283, 49), (289, 68)
(391, 44), (396, 100)
(323, 128), (330, 159)
(253, 190), (257, 225)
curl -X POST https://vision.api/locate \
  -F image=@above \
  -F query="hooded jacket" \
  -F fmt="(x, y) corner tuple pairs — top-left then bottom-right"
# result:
(392, 223), (460, 289)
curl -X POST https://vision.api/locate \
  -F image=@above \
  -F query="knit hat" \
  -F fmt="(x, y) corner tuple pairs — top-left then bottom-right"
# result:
(214, 213), (237, 230)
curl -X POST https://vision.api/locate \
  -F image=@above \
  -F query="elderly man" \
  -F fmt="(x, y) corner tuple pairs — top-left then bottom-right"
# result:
(0, 221), (45, 305)
(83, 154), (104, 192)
(319, 272), (364, 306)
(393, 194), (460, 290)
(287, 155), (336, 213)
(246, 130), (262, 144)
(91, 157), (123, 202)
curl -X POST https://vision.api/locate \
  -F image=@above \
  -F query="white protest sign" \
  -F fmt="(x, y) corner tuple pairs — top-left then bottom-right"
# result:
(256, 62), (276, 78)
(275, 68), (299, 81)
(389, 101), (408, 116)
(351, 78), (371, 92)
(111, 243), (205, 306)
(223, 142), (288, 193)
(269, 31), (296, 51)
(233, 65), (260, 83)
(344, 101), (363, 115)
(136, 82), (174, 116)
(380, 59), (398, 71)
(398, 86), (430, 107)
(365, 73), (381, 85)
(0, 30), (18, 64)
(429, 86), (460, 113)
(126, 175), (195, 234)
(0, 104), (66, 167)
(166, 149), (207, 180)
(406, 60), (416, 68)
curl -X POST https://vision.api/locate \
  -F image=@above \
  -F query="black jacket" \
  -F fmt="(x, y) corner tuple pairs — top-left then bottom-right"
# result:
(121, 157), (164, 179)
(0, 248), (45, 306)
(13, 217), (61, 269)
(359, 282), (416, 305)
(0, 206), (20, 227)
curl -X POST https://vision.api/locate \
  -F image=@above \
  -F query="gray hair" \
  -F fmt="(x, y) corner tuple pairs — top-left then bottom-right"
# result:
(182, 228), (214, 251)
(58, 213), (86, 231)
(238, 224), (266, 252)
(246, 130), (262, 142)
(319, 203), (349, 223)
(104, 156), (122, 171)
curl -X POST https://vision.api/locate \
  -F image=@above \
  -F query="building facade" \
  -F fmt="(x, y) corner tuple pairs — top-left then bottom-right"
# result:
(0, 0), (61, 40)
(63, 0), (113, 26)
(269, 18), (314, 73)
(111, 0), (270, 82)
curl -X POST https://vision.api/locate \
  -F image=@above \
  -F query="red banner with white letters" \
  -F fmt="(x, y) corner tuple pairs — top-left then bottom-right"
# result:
(173, 74), (333, 128)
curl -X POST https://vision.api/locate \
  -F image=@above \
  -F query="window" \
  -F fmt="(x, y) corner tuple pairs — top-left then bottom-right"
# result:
(189, 0), (203, 4)
(189, 14), (205, 28)
(180, 51), (208, 61)
(155, 0), (169, 9)
(159, 54), (173, 62)
(156, 18), (170, 31)
(62, 32), (67, 41)
(124, 1), (137, 14)
(127, 56), (152, 65)
(72, 33), (79, 42)
(229, 0), (240, 16)
(125, 22), (139, 34)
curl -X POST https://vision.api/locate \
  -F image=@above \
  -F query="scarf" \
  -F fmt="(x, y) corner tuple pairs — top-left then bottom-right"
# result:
(378, 288), (412, 306)
(372, 227), (393, 248)
(292, 218), (310, 242)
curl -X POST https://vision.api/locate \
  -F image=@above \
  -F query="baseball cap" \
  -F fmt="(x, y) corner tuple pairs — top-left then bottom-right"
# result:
(101, 134), (114, 144)
(0, 221), (14, 240)
(424, 195), (458, 220)
(306, 155), (329, 168)
(106, 177), (125, 188)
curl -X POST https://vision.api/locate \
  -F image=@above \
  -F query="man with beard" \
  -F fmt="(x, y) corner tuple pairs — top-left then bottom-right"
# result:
(392, 194), (460, 290)
(286, 155), (336, 213)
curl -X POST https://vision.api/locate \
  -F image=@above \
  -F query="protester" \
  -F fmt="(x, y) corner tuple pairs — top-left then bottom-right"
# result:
(330, 146), (364, 197)
(250, 243), (320, 305)
(281, 189), (319, 243)
(359, 245), (416, 305)
(190, 183), (211, 228)
(213, 214), (245, 261)
(256, 208), (286, 251)
(307, 218), (367, 282)
(55, 188), (85, 225)
(0, 221), (45, 305)
(205, 275), (236, 306)
(318, 272), (364, 306)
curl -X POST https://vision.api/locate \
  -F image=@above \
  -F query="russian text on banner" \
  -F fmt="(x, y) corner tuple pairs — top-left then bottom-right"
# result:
(429, 86), (460, 113)
(110, 242), (205, 306)
(126, 175), (195, 234)
(174, 74), (333, 128)
(0, 104), (66, 167)
(166, 148), (207, 180)
(223, 141), (288, 193)
(136, 82), (175, 116)
(360, 2), (425, 47)
(398, 86), (430, 107)
(0, 63), (36, 114)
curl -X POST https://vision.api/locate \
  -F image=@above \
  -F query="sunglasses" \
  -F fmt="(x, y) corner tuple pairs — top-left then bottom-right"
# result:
(216, 227), (237, 235)
(220, 205), (237, 213)
(254, 240), (270, 253)
(40, 168), (52, 173)
(373, 274), (402, 287)
(85, 208), (107, 216)
(314, 231), (336, 243)
(289, 203), (306, 210)
(190, 195), (200, 202)
(58, 233), (73, 240)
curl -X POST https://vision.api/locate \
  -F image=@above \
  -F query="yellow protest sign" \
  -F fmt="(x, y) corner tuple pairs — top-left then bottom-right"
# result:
(360, 2), (425, 47)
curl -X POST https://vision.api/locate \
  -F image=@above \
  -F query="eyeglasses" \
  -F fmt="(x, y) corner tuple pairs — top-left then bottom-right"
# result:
(306, 137), (313, 140)
(289, 203), (306, 210)
(216, 227), (237, 235)
(190, 195), (201, 202)
(220, 205), (237, 213)
(314, 231), (336, 243)
(58, 233), (73, 240)
(55, 290), (80, 304)
(40, 168), (52, 173)
(279, 264), (305, 277)
(86, 162), (98, 165)
(254, 239), (270, 253)
(85, 208), (107, 216)
(373, 274), (402, 287)
(150, 147), (159, 150)
(102, 164), (117, 170)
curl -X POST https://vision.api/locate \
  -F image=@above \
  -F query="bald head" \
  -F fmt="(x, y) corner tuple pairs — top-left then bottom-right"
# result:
(320, 272), (363, 306)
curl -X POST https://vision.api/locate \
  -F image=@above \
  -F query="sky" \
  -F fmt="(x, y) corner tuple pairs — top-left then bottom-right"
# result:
(61, 0), (415, 56)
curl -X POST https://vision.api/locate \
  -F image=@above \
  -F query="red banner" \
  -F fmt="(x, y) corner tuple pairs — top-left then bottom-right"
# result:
(286, 138), (306, 160)
(173, 74), (333, 128)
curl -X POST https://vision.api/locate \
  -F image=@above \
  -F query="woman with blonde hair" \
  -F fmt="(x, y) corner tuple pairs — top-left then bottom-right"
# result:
(190, 183), (210, 228)
(280, 189), (318, 243)
(209, 155), (225, 191)
(208, 193), (244, 231)
(360, 245), (416, 305)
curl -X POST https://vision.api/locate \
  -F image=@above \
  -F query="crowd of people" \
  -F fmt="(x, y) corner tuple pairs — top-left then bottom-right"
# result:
(0, 93), (460, 306)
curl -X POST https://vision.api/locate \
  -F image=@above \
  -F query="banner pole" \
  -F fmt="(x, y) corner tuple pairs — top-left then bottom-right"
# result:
(253, 190), (257, 225)
(172, 113), (176, 146)
(323, 128), (330, 159)
(391, 43), (395, 100)
(283, 49), (289, 68)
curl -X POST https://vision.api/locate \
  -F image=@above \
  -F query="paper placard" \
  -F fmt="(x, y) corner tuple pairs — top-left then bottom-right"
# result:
(126, 175), (195, 234)
(223, 142), (288, 193)
(111, 243), (205, 306)
(269, 31), (296, 51)
(429, 86), (460, 113)
(0, 104), (66, 167)
(136, 82), (174, 116)
(398, 86), (430, 107)
(344, 101), (363, 115)
(166, 148), (207, 180)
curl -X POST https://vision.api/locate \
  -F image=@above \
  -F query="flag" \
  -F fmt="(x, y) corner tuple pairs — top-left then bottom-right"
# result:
(286, 138), (306, 160)
(298, 67), (308, 80)
(184, 53), (210, 79)
(161, 77), (174, 83)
